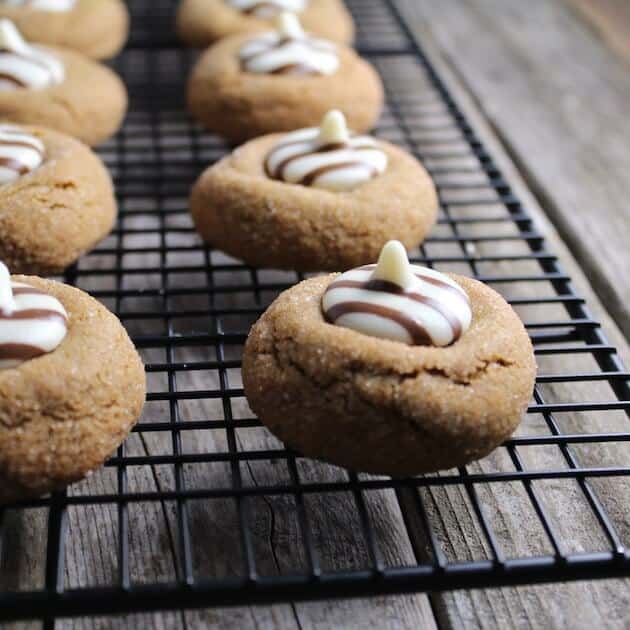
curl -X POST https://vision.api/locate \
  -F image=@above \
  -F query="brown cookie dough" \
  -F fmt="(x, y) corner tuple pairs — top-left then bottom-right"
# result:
(177, 0), (354, 47)
(0, 47), (127, 146)
(0, 0), (129, 59)
(0, 276), (145, 504)
(243, 274), (536, 476)
(190, 134), (438, 271)
(187, 34), (383, 143)
(0, 125), (117, 274)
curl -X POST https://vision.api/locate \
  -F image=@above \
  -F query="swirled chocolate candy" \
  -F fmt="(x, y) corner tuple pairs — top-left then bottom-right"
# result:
(265, 109), (387, 192)
(323, 241), (472, 346)
(0, 19), (64, 90)
(0, 261), (67, 368)
(239, 11), (338, 75)
(0, 124), (44, 183)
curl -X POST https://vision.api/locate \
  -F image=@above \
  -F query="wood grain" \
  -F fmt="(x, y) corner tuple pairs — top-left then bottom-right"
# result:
(569, 0), (630, 65)
(396, 0), (630, 346)
(395, 1), (630, 628)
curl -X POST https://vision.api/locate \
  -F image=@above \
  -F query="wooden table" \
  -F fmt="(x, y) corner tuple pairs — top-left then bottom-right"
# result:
(2, 1), (630, 628)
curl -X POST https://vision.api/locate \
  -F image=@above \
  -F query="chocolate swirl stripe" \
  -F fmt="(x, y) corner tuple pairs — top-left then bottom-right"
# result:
(0, 342), (52, 361)
(0, 71), (23, 87)
(360, 264), (470, 304)
(0, 156), (29, 173)
(0, 307), (67, 323)
(301, 161), (378, 187)
(325, 300), (432, 346)
(0, 125), (45, 182)
(12, 285), (47, 295)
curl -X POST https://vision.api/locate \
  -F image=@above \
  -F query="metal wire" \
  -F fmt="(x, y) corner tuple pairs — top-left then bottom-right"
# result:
(1, 0), (630, 625)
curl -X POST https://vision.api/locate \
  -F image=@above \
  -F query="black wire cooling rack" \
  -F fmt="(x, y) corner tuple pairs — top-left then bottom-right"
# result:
(1, 0), (630, 626)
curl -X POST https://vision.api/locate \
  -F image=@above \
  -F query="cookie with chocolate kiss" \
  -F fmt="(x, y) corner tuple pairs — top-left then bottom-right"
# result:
(190, 113), (437, 271)
(0, 20), (126, 146)
(177, 0), (354, 47)
(0, 124), (117, 274)
(243, 243), (536, 476)
(0, 47), (128, 146)
(0, 0), (129, 60)
(0, 274), (145, 504)
(187, 17), (382, 142)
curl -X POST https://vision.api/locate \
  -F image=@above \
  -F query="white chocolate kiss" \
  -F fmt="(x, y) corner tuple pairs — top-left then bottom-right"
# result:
(0, 261), (68, 369)
(227, 0), (307, 19)
(0, 124), (44, 184)
(0, 0), (76, 12)
(322, 241), (472, 347)
(239, 12), (338, 75)
(265, 110), (388, 192)
(0, 19), (64, 90)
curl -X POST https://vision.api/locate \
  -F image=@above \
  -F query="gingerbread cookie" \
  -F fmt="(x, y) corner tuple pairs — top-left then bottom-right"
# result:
(190, 110), (437, 271)
(177, 0), (354, 47)
(0, 20), (127, 145)
(187, 13), (382, 142)
(0, 263), (145, 503)
(0, 123), (117, 274)
(0, 0), (129, 59)
(243, 241), (536, 476)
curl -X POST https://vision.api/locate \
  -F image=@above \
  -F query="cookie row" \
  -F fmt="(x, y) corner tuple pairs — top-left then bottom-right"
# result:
(0, 0), (537, 502)
(0, 2), (141, 504)
(179, 5), (537, 476)
(0, 3), (131, 273)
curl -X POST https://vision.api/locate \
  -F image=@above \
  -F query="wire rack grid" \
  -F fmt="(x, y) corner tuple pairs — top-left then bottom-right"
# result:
(1, 0), (630, 626)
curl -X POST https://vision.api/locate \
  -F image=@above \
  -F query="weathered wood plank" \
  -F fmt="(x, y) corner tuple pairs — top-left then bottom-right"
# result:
(569, 0), (630, 65)
(394, 1), (630, 628)
(398, 0), (630, 346)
